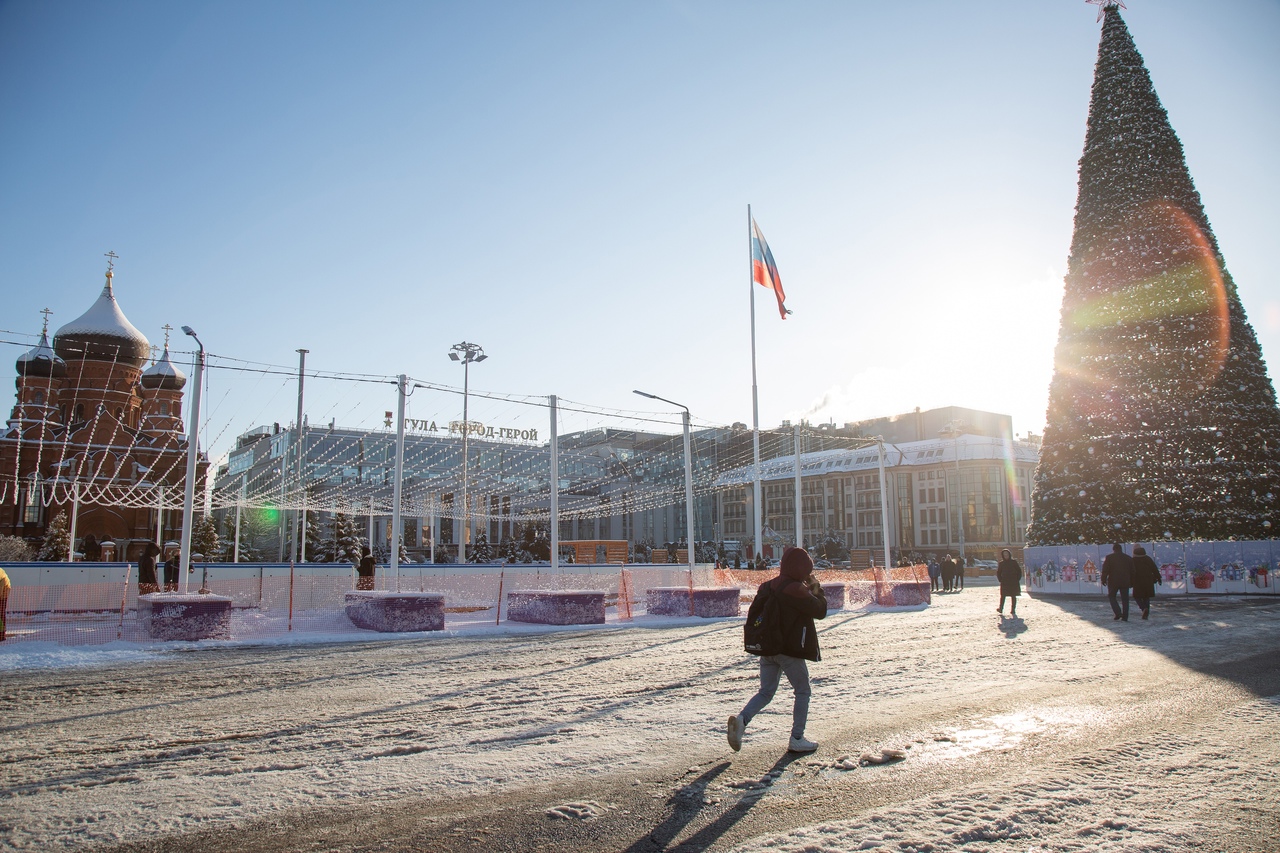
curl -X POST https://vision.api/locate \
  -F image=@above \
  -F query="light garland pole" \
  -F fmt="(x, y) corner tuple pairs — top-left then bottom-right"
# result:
(449, 342), (486, 564)
(178, 325), (205, 592)
(940, 420), (966, 565)
(634, 390), (695, 574)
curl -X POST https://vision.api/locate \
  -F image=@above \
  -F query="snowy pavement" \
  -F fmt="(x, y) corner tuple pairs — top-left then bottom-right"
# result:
(1, 581), (1277, 852)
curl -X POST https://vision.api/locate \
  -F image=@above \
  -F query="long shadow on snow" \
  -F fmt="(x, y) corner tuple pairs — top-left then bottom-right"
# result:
(1027, 593), (1280, 697)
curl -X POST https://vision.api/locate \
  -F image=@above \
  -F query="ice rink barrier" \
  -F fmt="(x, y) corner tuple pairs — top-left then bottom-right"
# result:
(1022, 541), (1280, 596)
(0, 561), (931, 647)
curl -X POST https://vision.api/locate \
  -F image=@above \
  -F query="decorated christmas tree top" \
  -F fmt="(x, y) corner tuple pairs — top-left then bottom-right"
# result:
(1028, 2), (1280, 544)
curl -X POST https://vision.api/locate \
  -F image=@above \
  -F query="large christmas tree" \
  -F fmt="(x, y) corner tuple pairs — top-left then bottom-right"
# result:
(1029, 3), (1280, 545)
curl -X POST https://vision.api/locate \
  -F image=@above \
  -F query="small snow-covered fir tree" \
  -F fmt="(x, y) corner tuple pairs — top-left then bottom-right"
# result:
(191, 515), (221, 561)
(333, 513), (363, 564)
(305, 513), (331, 562)
(38, 511), (70, 561)
(1029, 5), (1280, 544)
(469, 532), (493, 563)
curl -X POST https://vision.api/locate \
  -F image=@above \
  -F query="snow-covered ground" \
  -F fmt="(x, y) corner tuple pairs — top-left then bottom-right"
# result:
(1, 581), (1277, 852)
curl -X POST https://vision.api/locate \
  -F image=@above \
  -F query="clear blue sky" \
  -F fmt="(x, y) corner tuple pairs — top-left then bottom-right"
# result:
(3, 1), (1277, 463)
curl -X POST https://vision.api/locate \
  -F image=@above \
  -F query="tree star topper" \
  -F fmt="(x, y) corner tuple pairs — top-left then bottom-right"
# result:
(1086, 0), (1127, 23)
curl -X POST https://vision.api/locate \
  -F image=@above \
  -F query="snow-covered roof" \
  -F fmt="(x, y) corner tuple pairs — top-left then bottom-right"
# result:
(15, 330), (68, 379)
(53, 273), (150, 367)
(140, 345), (187, 391)
(712, 434), (1039, 487)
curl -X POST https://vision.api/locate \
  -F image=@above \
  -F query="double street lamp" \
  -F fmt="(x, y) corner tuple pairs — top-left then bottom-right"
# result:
(633, 390), (695, 573)
(449, 342), (487, 563)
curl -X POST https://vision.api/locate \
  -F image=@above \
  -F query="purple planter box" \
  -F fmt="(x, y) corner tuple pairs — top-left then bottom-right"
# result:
(138, 593), (233, 641)
(506, 590), (606, 625)
(820, 582), (847, 611)
(646, 587), (741, 618)
(877, 580), (931, 607)
(344, 591), (445, 632)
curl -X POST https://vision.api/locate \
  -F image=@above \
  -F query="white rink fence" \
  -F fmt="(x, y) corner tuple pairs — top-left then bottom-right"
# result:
(1023, 540), (1280, 595)
(0, 561), (932, 646)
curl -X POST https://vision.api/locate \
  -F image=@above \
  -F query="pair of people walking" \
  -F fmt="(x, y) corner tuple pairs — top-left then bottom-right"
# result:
(1102, 544), (1161, 620)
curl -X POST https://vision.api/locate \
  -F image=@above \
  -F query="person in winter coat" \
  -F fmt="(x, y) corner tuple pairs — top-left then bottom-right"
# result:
(0, 565), (10, 641)
(137, 542), (161, 596)
(357, 547), (376, 591)
(927, 558), (941, 592)
(940, 554), (955, 592)
(1100, 543), (1134, 621)
(996, 549), (1022, 617)
(163, 552), (180, 592)
(727, 546), (827, 754)
(1131, 545), (1162, 620)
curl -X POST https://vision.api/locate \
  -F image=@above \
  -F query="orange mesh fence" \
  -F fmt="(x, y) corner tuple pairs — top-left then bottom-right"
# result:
(711, 565), (931, 609)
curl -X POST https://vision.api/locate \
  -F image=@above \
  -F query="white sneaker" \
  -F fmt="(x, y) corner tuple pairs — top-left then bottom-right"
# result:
(727, 715), (744, 752)
(788, 735), (818, 753)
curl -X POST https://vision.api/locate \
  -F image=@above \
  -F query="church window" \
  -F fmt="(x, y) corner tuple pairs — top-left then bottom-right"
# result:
(23, 476), (41, 524)
(33, 390), (45, 405)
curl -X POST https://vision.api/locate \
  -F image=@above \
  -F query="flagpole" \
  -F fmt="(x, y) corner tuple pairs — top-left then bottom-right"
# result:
(749, 204), (763, 565)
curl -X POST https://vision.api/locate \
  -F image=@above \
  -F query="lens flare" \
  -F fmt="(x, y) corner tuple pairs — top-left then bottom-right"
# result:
(1055, 200), (1229, 397)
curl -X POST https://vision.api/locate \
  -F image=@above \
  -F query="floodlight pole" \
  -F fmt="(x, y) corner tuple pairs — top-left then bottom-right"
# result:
(449, 342), (486, 564)
(634, 390), (695, 574)
(876, 438), (891, 570)
(390, 374), (407, 583)
(179, 326), (205, 592)
(293, 349), (308, 563)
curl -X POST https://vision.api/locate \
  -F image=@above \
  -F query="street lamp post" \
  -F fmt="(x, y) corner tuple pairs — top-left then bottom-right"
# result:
(178, 326), (205, 593)
(940, 419), (965, 565)
(633, 390), (695, 574)
(449, 342), (487, 564)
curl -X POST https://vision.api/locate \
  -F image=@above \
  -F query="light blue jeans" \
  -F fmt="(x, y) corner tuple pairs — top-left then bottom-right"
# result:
(739, 654), (811, 740)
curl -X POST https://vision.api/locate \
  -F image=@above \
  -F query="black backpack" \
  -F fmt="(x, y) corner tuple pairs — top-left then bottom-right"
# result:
(743, 581), (783, 656)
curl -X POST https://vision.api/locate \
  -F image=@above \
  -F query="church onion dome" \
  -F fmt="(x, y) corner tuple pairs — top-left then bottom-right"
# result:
(53, 271), (150, 367)
(140, 345), (187, 391)
(16, 330), (68, 379)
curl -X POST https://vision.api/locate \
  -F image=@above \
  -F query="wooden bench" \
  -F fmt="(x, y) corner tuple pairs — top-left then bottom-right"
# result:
(646, 587), (741, 618)
(506, 590), (606, 625)
(344, 591), (446, 632)
(138, 593), (233, 641)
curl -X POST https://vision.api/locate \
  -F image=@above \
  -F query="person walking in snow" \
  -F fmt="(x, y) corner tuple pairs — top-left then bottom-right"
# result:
(996, 549), (1022, 617)
(137, 541), (161, 596)
(0, 565), (10, 641)
(1131, 545), (1161, 620)
(163, 551), (180, 592)
(357, 547), (376, 591)
(727, 546), (828, 754)
(1101, 543), (1134, 621)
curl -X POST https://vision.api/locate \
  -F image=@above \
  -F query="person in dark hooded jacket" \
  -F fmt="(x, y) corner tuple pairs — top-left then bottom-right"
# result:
(1101, 543), (1134, 621)
(1131, 545), (1161, 620)
(727, 546), (827, 754)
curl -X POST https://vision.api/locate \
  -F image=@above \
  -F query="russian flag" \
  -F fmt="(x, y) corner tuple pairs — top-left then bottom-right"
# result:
(751, 218), (788, 319)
